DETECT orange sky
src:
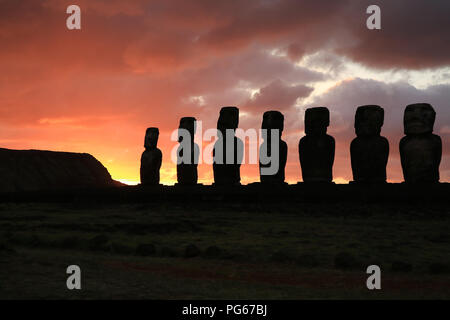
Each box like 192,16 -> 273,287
0,0 -> 449,185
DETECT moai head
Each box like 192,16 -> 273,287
262,111 -> 284,134
178,117 -> 196,143
217,106 -> 239,132
404,103 -> 436,135
355,105 -> 384,136
304,107 -> 329,135
144,127 -> 159,149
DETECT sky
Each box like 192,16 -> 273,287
0,0 -> 449,185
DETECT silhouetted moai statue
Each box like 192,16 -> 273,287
177,117 -> 199,185
259,111 -> 288,184
299,107 -> 335,182
140,127 -> 162,185
213,106 -> 243,185
400,103 -> 442,183
350,105 -> 389,183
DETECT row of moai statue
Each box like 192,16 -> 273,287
140,103 -> 442,186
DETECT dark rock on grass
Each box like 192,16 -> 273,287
136,243 -> 156,256
88,234 -> 109,251
29,235 -> 42,247
429,263 -> 450,274
16,234 -> 42,248
184,244 -> 201,258
60,236 -> 80,249
270,250 -> 293,263
223,252 -> 243,261
203,246 -> 222,259
11,234 -> 41,247
3,231 -> 13,239
111,242 -> 134,255
0,243 -> 16,255
391,261 -> 413,273
118,222 -> 201,235
425,233 -> 450,244
296,254 -> 319,268
334,252 -> 359,270
160,246 -> 177,257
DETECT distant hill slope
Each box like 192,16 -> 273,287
0,148 -> 120,192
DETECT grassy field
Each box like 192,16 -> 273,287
0,201 -> 449,299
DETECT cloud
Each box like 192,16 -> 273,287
243,79 -> 313,112
339,0 -> 450,69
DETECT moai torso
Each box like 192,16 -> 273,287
177,145 -> 199,185
213,136 -> 243,185
400,135 -> 441,182
350,105 -> 389,182
176,117 -> 199,185
213,106 -> 243,185
259,111 -> 288,184
140,128 -> 162,185
400,103 -> 442,183
299,107 -> 335,182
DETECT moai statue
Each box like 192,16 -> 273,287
298,107 -> 335,182
140,127 -> 162,185
176,117 -> 199,185
400,103 -> 442,183
350,105 -> 389,183
259,111 -> 288,184
213,106 -> 243,185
